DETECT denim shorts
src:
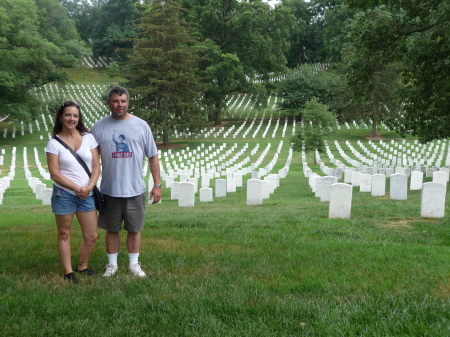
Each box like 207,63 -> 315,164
51,186 -> 96,215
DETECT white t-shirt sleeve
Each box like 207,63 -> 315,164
85,133 -> 99,150
45,138 -> 60,155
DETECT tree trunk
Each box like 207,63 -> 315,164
371,119 -> 377,137
162,131 -> 170,146
371,89 -> 379,137
214,109 -> 222,126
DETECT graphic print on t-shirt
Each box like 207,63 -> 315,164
111,130 -> 132,158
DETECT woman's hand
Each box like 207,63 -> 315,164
75,185 -> 90,199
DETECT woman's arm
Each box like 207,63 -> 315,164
46,152 -> 82,193
76,146 -> 101,198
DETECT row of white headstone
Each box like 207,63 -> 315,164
329,139 -> 449,169
159,141 -> 286,181
0,148 -> 15,205
25,87 -> 289,141
155,145 -> 293,207
8,82 -> 386,143
0,146 -> 52,205
324,180 -> 446,219
302,147 -> 448,218
160,166 -> 291,207
310,139 -> 450,184
81,55 -> 112,68
0,140 -> 291,206
23,147 -> 53,205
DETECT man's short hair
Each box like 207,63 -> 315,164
108,86 -> 129,100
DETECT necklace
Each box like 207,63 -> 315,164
60,134 -> 76,142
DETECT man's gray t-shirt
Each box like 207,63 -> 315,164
91,115 -> 157,198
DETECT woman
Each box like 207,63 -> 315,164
46,101 -> 100,284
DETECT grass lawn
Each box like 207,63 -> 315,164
1,147 -> 449,336
0,74 -> 449,336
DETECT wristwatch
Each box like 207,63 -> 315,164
154,184 -> 162,188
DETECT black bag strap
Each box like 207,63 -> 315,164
54,136 -> 91,178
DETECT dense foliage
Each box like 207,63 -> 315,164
343,0 -> 450,142
123,0 -> 206,145
291,97 -> 336,165
0,0 -> 87,121
1,0 -> 449,143
278,66 -> 346,118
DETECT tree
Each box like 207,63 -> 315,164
282,0 -> 311,67
36,0 -> 90,67
343,0 -> 450,142
0,0 -> 85,122
90,0 -> 139,59
180,0 -> 294,124
197,39 -> 247,125
123,0 -> 206,146
291,97 -> 336,165
105,61 -> 120,77
322,3 -> 355,63
282,0 -> 345,66
342,7 -> 402,137
61,0 -> 102,43
278,65 -> 346,119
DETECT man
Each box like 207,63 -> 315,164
91,86 -> 162,277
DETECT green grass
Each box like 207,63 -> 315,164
62,65 -> 127,86
1,156 -> 449,335
0,75 -> 449,335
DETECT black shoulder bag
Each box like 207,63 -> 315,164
54,136 -> 106,213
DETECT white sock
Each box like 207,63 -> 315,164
107,253 -> 118,266
129,253 -> 139,266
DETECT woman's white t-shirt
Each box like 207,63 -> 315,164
45,133 -> 98,195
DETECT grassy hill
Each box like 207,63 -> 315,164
0,68 -> 449,336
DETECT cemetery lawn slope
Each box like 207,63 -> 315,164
0,167 -> 449,336
0,70 -> 449,335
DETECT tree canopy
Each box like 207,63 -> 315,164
123,0 -> 206,145
0,0 -> 86,121
2,0 -> 450,143
342,7 -> 403,137
343,0 -> 450,142
291,97 -> 336,165
278,65 -> 345,119
179,0 -> 295,124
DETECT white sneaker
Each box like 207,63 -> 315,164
103,264 -> 118,277
129,262 -> 146,277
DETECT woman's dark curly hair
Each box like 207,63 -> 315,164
52,101 -> 89,137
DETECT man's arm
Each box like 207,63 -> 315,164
148,155 -> 162,204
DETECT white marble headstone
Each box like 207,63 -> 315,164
360,174 -> 372,193
421,182 -> 446,218
319,176 -> 338,202
371,174 -> 386,197
178,182 -> 195,207
390,173 -> 408,200
42,188 -> 53,205
247,179 -> 263,205
226,178 -> 236,193
170,182 -> 180,200
432,171 -> 447,191
344,169 -> 353,183
410,171 -> 423,190
351,171 -> 361,187
215,179 -> 227,197
329,183 -> 352,219
201,174 -> 210,188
